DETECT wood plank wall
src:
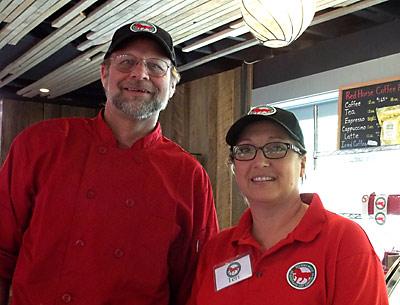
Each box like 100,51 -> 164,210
160,65 -> 253,228
0,99 -> 98,163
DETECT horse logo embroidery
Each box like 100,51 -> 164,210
226,262 -> 241,278
248,105 -> 277,116
286,262 -> 317,290
130,21 -> 157,34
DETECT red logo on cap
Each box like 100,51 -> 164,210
130,21 -> 157,33
249,105 -> 276,116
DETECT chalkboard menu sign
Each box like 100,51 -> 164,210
338,77 -> 400,150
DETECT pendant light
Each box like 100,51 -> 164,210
240,0 -> 316,48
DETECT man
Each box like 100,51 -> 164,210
0,21 -> 219,305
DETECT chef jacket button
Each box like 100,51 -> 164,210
125,199 -> 135,208
98,146 -> 108,154
86,189 -> 96,199
74,239 -> 85,247
61,293 -> 72,303
114,248 -> 124,258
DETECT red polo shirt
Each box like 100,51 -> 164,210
0,112 -> 219,305
188,193 -> 388,305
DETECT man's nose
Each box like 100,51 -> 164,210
128,61 -> 150,79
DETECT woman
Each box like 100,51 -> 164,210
187,105 -> 388,305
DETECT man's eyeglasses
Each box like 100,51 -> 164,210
109,54 -> 170,77
232,142 -> 303,161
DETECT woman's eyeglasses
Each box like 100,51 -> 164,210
232,142 -> 302,161
109,54 -> 170,77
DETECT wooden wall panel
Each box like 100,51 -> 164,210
1,99 -> 43,164
161,87 -> 189,150
43,103 -> 98,119
232,64 -> 253,225
212,70 -> 237,227
188,77 -> 211,167
160,65 -> 252,228
61,105 -> 97,118
0,98 -> 98,164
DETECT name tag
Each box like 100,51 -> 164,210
214,254 -> 252,291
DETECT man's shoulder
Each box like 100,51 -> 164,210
30,116 -> 92,129
19,116 -> 94,138
158,136 -> 204,166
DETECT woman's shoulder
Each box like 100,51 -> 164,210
306,194 -> 376,254
325,209 -> 365,232
324,210 -> 376,254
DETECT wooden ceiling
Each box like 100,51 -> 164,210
0,0 -> 398,107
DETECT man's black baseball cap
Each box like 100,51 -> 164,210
226,105 -> 306,152
104,21 -> 176,65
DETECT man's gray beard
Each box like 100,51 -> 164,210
110,91 -> 168,120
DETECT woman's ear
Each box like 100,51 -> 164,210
230,162 -> 236,176
300,155 -> 306,178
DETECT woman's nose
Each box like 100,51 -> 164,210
253,148 -> 270,167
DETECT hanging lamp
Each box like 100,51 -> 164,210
240,0 -> 316,48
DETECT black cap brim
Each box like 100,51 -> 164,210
104,22 -> 176,65
226,114 -> 305,152
104,32 -> 176,65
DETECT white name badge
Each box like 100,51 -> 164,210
214,254 -> 252,291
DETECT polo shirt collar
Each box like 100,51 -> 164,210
231,193 -> 327,248
231,209 -> 258,248
292,193 -> 327,242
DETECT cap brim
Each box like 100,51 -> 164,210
104,32 -> 175,65
226,114 -> 305,151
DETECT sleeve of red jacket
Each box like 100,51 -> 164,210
0,134 -> 35,281
168,164 -> 219,305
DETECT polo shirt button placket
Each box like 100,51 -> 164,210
61,293 -> 72,303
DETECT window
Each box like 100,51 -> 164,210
276,93 -> 400,261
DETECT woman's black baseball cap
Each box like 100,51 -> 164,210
226,105 -> 306,152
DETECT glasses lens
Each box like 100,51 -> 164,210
263,142 -> 288,159
114,55 -> 137,73
234,144 -> 256,160
146,58 -> 169,76
112,55 -> 169,76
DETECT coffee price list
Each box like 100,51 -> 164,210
338,77 -> 400,150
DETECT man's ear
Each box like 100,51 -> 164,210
169,81 -> 176,99
100,64 -> 108,89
